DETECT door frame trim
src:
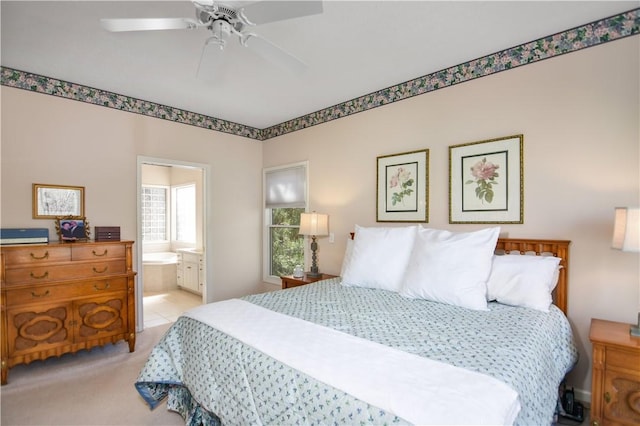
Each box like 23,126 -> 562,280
136,156 -> 211,332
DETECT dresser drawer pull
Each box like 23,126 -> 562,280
92,249 -> 108,257
30,251 -> 49,260
30,271 -> 49,279
93,266 -> 108,274
604,391 -> 611,404
31,290 -> 50,298
94,282 -> 111,291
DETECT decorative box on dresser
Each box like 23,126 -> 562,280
0,240 -> 137,385
589,318 -> 640,425
280,273 -> 338,289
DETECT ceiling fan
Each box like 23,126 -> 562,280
100,1 -> 323,77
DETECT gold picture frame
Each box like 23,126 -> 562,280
55,216 -> 90,241
33,183 -> 85,219
449,134 -> 523,224
376,149 -> 429,222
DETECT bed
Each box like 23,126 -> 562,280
136,228 -> 578,426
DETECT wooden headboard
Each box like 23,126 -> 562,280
349,233 -> 571,315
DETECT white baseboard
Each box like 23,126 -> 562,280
574,388 -> 591,407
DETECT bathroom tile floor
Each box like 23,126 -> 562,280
143,289 -> 203,328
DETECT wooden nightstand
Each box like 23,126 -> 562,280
280,273 -> 338,289
589,318 -> 640,425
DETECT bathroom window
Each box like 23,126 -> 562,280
143,183 -> 196,244
172,183 -> 196,243
141,185 -> 168,241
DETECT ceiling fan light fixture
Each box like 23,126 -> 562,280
204,35 -> 226,51
210,19 -> 232,40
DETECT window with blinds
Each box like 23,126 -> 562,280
263,162 -> 308,281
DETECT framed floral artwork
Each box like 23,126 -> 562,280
376,149 -> 429,222
449,135 -> 523,224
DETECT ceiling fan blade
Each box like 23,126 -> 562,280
239,1 -> 323,26
243,34 -> 307,75
197,37 -> 226,81
100,18 -> 200,32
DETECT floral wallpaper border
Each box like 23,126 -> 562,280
0,68 -> 263,140
2,8 -> 638,142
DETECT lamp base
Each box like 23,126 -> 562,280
631,312 -> 640,337
307,237 -> 322,278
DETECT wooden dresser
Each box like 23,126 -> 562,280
0,240 -> 136,384
590,318 -> 640,425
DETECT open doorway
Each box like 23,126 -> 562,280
136,156 -> 210,331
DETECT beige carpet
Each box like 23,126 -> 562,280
0,323 -> 184,426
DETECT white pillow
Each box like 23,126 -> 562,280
339,238 -> 354,278
486,254 -> 561,312
399,226 -> 501,310
342,225 -> 417,292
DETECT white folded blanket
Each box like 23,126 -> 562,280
185,299 -> 520,425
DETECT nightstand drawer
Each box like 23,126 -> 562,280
280,273 -> 338,289
607,347 -> 640,372
590,318 -> 640,426
281,277 -> 307,289
603,371 -> 640,424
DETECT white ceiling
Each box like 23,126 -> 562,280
2,1 -> 637,129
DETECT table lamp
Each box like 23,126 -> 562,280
612,207 -> 640,336
299,212 -> 329,278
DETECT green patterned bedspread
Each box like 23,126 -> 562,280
136,278 -> 577,425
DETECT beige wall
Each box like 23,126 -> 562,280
1,35 -> 638,398
1,88 -> 264,303
263,36 -> 640,396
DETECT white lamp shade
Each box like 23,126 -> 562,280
612,207 -> 640,252
299,212 -> 329,236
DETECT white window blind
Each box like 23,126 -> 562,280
265,166 -> 306,209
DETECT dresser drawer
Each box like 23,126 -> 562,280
4,260 -> 126,285
71,244 -> 125,261
5,277 -> 128,305
607,347 -> 640,372
1,245 -> 70,265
